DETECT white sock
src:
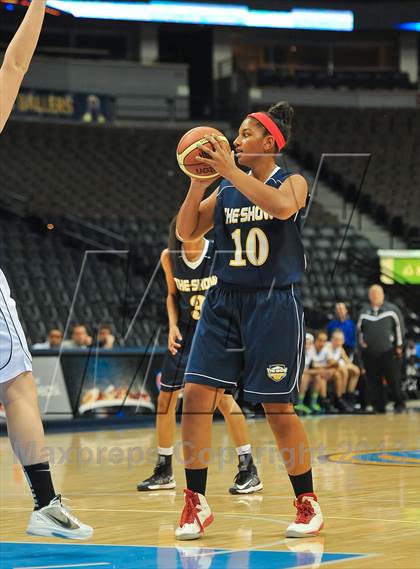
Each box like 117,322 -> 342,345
236,444 -> 252,456
158,446 -> 174,456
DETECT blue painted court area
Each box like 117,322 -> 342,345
326,449 -> 420,466
1,542 -> 366,569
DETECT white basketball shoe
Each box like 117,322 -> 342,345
286,493 -> 324,538
175,489 -> 214,540
26,495 -> 94,540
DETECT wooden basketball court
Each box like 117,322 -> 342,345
1,411 -> 419,568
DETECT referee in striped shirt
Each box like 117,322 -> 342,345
357,285 -> 406,413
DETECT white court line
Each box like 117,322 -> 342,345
4,492 -> 420,504
0,507 -> 286,526
14,564 -> 110,569
1,506 -> 419,525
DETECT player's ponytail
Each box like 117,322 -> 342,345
167,215 -> 182,271
267,101 -> 294,147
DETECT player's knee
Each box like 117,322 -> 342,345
0,371 -> 35,405
217,394 -> 233,416
157,390 -> 177,413
263,403 -> 295,426
183,383 -> 221,413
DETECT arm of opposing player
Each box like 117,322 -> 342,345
176,182 -> 218,242
0,0 -> 46,133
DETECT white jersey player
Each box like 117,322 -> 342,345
0,1 -> 92,539
0,270 -> 33,381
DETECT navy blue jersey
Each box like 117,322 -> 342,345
172,239 -> 217,326
213,166 -> 307,288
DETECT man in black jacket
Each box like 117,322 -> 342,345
357,285 -> 406,413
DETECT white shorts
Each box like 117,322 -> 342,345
0,269 -> 32,384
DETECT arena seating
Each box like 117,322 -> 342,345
1,119 -> 418,346
0,213 -> 167,347
255,69 -> 415,90
291,106 -> 420,245
3,209 -> 417,346
0,121 -> 186,218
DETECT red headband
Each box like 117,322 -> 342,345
248,112 -> 286,151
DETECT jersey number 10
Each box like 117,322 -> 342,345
229,228 -> 269,267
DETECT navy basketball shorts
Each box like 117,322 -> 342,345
184,284 -> 305,404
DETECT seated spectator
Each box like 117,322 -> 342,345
96,324 -> 116,349
62,325 -> 92,349
328,329 -> 360,406
295,333 -> 323,416
327,302 -> 356,356
310,331 -> 353,414
32,328 -> 63,350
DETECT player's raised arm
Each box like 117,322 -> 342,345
176,178 -> 218,242
0,0 -> 46,133
198,133 -> 308,220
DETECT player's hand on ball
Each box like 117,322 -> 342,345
168,325 -> 182,355
189,177 -> 216,192
197,134 -> 237,179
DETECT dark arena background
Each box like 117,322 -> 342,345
0,1 -> 419,567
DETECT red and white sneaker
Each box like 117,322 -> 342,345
286,493 -> 324,538
175,489 -> 214,541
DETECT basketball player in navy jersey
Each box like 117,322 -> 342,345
0,2 -> 93,538
175,102 -> 324,539
137,218 -> 262,494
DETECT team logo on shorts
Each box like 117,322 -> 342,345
267,364 -> 287,382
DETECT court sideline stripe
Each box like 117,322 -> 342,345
14,563 -> 110,569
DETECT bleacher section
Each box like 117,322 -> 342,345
255,69 -> 415,91
1,119 -> 418,346
0,214 -> 167,347
291,107 -> 420,245
0,121 -> 186,218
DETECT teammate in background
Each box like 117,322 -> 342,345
328,329 -> 360,407
137,218 -> 262,495
295,333 -> 323,415
310,331 -> 353,414
0,2 -> 93,538
175,102 -> 324,540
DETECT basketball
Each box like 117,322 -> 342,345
2,0 -> 419,565
176,126 -> 230,180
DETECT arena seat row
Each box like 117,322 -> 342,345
0,121 -> 187,218
2,116 -> 416,241
1,210 -> 419,346
291,107 -> 420,244
255,69 -> 415,90
1,119 -> 418,345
